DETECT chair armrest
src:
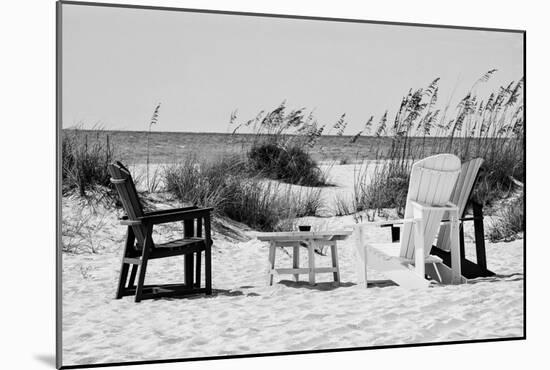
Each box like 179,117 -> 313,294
350,218 -> 417,229
144,206 -> 198,216
410,200 -> 458,212
380,222 -> 404,228
440,216 -> 483,224
140,207 -> 213,225
120,218 -> 142,226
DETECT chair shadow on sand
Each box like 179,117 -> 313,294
466,273 -> 524,284
277,279 -> 399,290
277,273 -> 524,290
137,273 -> 523,301
159,288 -> 261,300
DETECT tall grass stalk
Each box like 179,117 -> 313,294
146,103 -> 161,192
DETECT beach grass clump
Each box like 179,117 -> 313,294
333,193 -> 354,216
472,138 -> 524,204
164,155 -> 322,231
359,162 -> 409,216
291,187 -> 324,217
62,129 -> 115,196
222,180 -> 293,231
346,160 -> 409,217
163,155 -> 246,211
248,143 -> 326,186
230,101 -> 330,186
228,184 -> 323,231
487,194 -> 524,242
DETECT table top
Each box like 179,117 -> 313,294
255,230 -> 353,242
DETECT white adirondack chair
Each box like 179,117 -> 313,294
385,157 -> 492,278
354,154 -> 466,289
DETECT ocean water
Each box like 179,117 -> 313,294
61,129 -> 497,164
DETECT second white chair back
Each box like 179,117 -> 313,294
399,154 -> 461,260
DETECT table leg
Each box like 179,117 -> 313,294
330,242 -> 340,283
293,245 -> 300,282
307,240 -> 316,285
267,242 -> 276,286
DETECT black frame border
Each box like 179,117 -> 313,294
56,1 -> 527,369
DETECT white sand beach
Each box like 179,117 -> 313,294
61,164 -> 524,366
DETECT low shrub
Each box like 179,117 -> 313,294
248,143 -> 326,186
231,101 -> 331,186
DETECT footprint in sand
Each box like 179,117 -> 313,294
294,336 -> 325,349
162,337 -> 184,345
78,332 -> 95,340
77,356 -> 99,365
189,336 -> 209,346
302,313 -> 326,320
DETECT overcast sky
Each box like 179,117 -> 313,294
62,4 -> 523,134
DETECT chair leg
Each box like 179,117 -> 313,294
412,208 -> 426,279
195,250 -> 202,288
391,226 -> 400,242
459,223 -> 465,261
473,201 -> 488,271
205,248 -> 212,295
204,217 -> 213,295
128,264 -> 138,289
116,227 -> 135,299
449,212 -> 462,284
185,253 -> 194,288
183,219 -> 196,288
135,228 -> 152,303
135,260 -> 148,303
116,263 -> 130,299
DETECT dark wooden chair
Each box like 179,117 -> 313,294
383,158 -> 495,279
108,161 -> 213,302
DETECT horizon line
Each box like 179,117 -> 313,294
61,127 -> 518,139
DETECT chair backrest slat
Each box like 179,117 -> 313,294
400,154 -> 461,260
436,158 -> 484,252
108,162 -> 147,243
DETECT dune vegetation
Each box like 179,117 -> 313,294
61,70 -> 523,239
